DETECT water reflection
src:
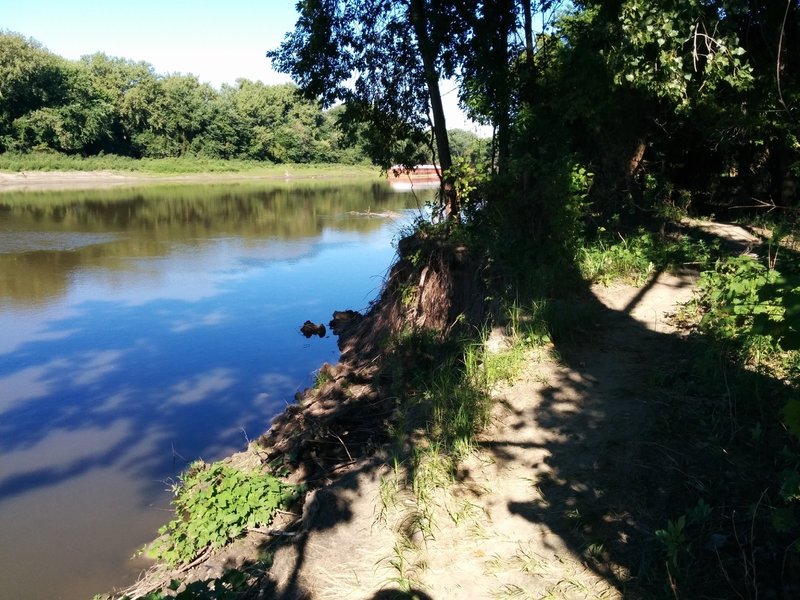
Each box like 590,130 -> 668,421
0,181 -> 415,306
0,181 -> 423,600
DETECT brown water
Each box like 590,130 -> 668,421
0,181 -> 423,599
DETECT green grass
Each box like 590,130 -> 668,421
579,228 -> 722,285
0,151 -> 380,178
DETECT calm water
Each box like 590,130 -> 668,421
0,181 -> 423,600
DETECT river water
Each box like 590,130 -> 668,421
0,180 -> 423,600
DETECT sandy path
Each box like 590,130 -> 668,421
263,273 -> 698,598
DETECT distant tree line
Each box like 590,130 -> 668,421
0,31 -> 488,165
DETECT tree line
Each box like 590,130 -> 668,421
0,31 -> 364,162
271,0 -> 798,223
0,31 -> 487,166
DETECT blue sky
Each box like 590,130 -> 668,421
2,0 -> 479,130
1,0 -> 297,87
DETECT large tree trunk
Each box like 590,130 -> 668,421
494,0 -> 513,174
409,0 -> 458,220
522,0 -> 535,68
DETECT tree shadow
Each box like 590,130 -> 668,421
479,227 -> 800,597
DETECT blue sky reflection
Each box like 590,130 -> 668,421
0,185 -> 418,598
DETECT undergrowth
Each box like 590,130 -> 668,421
580,227 -> 722,285
146,461 -> 302,568
645,231 -> 800,597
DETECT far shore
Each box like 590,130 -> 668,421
0,167 -> 381,194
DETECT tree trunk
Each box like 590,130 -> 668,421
522,0 -> 535,71
409,0 -> 458,219
495,0 -> 513,174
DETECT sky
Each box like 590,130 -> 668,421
1,0 -> 480,131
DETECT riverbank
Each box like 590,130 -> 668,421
0,166 -> 381,194
104,219 -> 800,599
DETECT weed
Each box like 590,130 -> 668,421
448,499 -> 483,526
399,282 -> 418,308
381,537 -> 428,593
313,366 -> 334,388
655,515 -> 687,569
146,461 -> 301,567
580,228 -> 722,285
493,584 -> 536,599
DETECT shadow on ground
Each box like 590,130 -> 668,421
138,222 -> 799,599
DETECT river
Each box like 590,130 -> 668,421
0,180 -> 424,600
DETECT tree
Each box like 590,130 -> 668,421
120,74 -> 215,157
0,32 -> 71,151
0,33 -> 115,154
269,0 -> 461,218
81,52 -> 158,155
10,63 -> 114,154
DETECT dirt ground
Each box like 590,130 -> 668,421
113,221 -> 761,600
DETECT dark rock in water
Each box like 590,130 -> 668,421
329,310 -> 363,335
300,320 -> 326,338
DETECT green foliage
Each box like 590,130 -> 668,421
445,156 -> 490,218
655,515 -> 687,569
580,228 -> 721,285
695,255 -> 800,361
268,0 -> 446,170
654,498 -> 715,581
0,32 -> 374,163
147,462 -> 301,567
580,229 -> 655,285
615,0 -> 753,108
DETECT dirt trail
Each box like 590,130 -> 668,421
262,221 -> 762,599
264,278 -> 694,598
